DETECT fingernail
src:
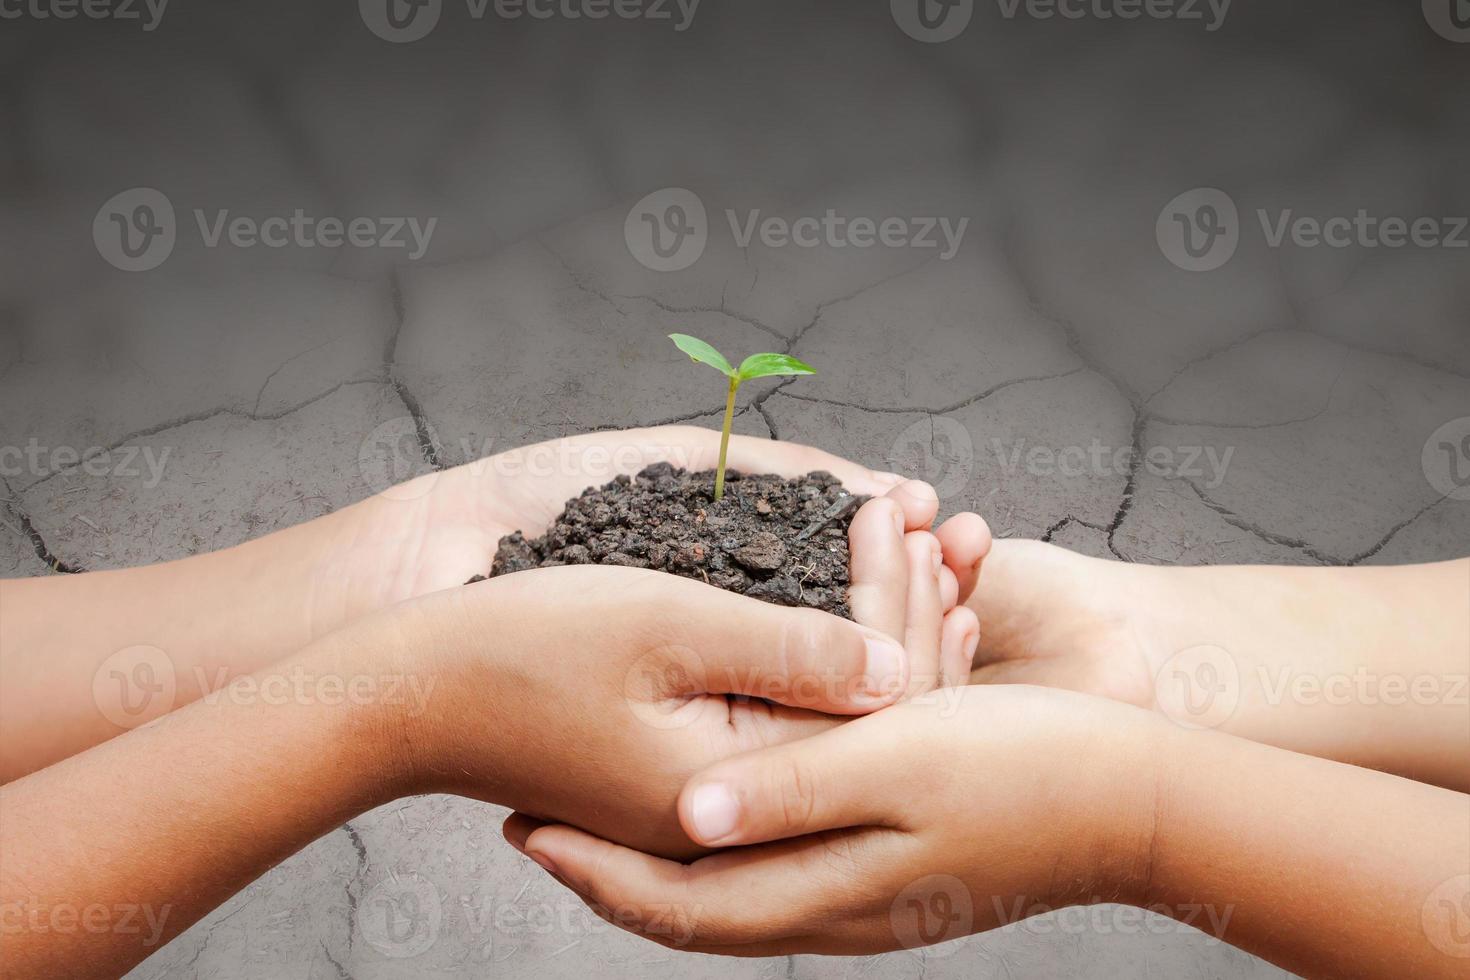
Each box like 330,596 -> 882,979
930,541 -> 943,575
890,507 -> 905,536
876,470 -> 905,486
857,634 -> 907,704
964,631 -> 980,662
528,850 -> 560,878
689,783 -> 742,844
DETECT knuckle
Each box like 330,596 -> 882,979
773,754 -> 820,834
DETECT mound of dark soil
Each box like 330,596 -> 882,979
483,463 -> 868,619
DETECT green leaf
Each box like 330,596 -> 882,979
669,334 -> 735,377
736,352 -> 817,381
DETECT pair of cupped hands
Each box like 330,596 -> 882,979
337,426 -> 1154,956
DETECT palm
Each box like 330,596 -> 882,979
970,539 -> 1158,707
327,426 -> 900,623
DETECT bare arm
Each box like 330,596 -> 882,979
513,685 -> 1470,979
970,546 -> 1470,789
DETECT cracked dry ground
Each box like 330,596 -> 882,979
4,202 -> 1466,980
3,6 -> 1468,979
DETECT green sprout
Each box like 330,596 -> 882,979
669,333 -> 815,501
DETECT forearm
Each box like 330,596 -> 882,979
1143,726 -> 1470,979
1145,558 -> 1470,788
0,496 -> 403,781
0,634 -> 408,979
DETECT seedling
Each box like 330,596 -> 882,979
669,333 -> 815,500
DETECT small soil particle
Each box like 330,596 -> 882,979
484,463 -> 868,619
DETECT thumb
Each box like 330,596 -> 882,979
666,587 -> 911,715
677,710 -> 914,847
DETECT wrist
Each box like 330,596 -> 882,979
1069,700 -> 1175,912
305,600 -> 450,804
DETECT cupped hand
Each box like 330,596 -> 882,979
303,425 -> 986,634
965,538 -> 1162,707
383,563 -> 907,861
509,682 -> 1165,955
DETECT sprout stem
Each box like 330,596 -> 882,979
714,375 -> 740,501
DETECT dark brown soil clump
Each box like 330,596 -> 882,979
484,463 -> 868,619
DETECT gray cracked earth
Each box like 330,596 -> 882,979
2,1 -> 1467,978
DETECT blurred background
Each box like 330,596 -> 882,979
2,1 -> 1466,976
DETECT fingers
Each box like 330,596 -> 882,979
671,588 -> 909,714
935,512 -> 992,604
502,812 -> 548,853
939,565 -> 959,611
939,606 -> 981,688
846,497 -> 909,641
522,822 -> 886,953
720,432 -> 903,498
678,713 -> 909,847
903,531 -> 944,694
885,479 -> 939,532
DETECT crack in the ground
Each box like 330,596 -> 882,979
2,478 -> 80,573
1178,479 -> 1336,564
751,378 -> 794,440
341,821 -> 368,952
1142,325 -> 1293,405
20,380 -> 379,493
1344,494 -> 1453,565
1148,370 -> 1343,431
1102,411 -> 1149,562
321,940 -> 355,980
384,267 -> 445,471
1040,515 -> 1109,543
784,256 -> 937,354
252,337 -> 338,417
777,367 -> 1083,416
614,292 -> 789,345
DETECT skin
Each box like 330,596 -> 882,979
513,540 -> 1470,976
967,540 -> 1470,791
0,429 -> 991,978
0,425 -> 988,783
514,619 -> 1470,980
